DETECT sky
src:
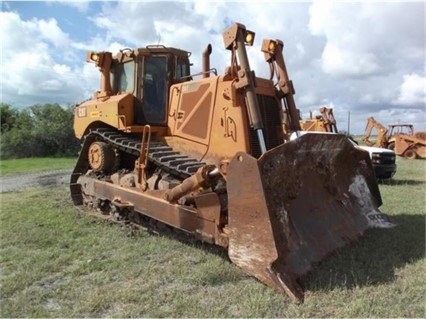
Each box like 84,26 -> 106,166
1,0 -> 425,135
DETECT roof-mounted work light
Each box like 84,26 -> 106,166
86,51 -> 106,67
223,23 -> 256,50
261,39 -> 284,62
244,30 -> 255,46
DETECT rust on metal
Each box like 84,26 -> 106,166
70,22 -> 395,304
227,133 -> 387,303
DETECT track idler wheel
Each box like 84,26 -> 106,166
88,141 -> 116,172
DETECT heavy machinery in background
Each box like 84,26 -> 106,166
362,117 -> 389,148
363,117 -> 426,159
299,107 -> 338,133
388,123 -> 414,140
293,110 -> 397,180
392,132 -> 426,159
71,23 -> 394,303
282,106 -> 337,136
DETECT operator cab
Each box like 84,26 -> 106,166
109,46 -> 191,126
388,124 -> 414,137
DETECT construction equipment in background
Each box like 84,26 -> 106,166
362,117 -> 389,148
70,23 -> 394,304
363,117 -> 426,159
296,112 -> 397,180
392,132 -> 426,159
385,123 -> 413,150
388,123 -> 414,139
282,106 -> 338,137
299,107 -> 338,133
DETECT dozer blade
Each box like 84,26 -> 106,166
226,133 -> 394,304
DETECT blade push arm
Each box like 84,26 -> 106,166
261,39 -> 302,133
223,23 -> 267,154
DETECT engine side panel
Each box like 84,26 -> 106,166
74,93 -> 135,139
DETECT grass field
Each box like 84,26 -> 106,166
0,157 -> 76,175
0,158 -> 425,317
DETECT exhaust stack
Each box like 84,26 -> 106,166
202,44 -> 212,78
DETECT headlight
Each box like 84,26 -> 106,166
261,39 -> 277,54
85,51 -> 103,65
244,30 -> 255,46
371,153 -> 381,164
90,53 -> 99,62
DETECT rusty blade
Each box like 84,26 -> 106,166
227,133 -> 391,303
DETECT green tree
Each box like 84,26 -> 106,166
0,103 -> 19,133
1,104 -> 80,159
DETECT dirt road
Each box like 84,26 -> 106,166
0,169 -> 72,193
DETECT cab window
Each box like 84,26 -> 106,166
175,58 -> 190,80
110,60 -> 135,93
143,56 -> 168,123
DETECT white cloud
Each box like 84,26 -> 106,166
393,73 -> 426,106
0,11 -> 94,107
51,0 -> 91,13
1,1 -> 424,135
321,43 -> 380,77
309,1 -> 334,36
53,64 -> 71,74
309,1 -> 425,78
37,18 -> 70,48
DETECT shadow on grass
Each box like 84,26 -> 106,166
108,207 -> 425,290
183,213 -> 426,290
301,213 -> 425,292
380,178 -> 425,186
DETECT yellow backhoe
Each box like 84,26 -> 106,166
363,117 -> 425,159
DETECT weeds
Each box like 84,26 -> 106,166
0,158 -> 425,317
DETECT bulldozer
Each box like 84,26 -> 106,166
299,107 -> 338,133
70,23 -> 394,303
282,106 -> 337,137
363,117 -> 426,159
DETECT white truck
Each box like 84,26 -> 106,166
291,132 -> 397,181
355,144 -> 397,180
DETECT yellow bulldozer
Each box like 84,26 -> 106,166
299,107 -> 338,133
70,23 -> 394,303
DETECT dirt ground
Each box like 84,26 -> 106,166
0,170 -> 72,193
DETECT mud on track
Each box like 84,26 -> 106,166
0,170 -> 72,193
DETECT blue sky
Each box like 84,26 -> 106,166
1,1 -> 425,134
20,3 -> 97,49
3,1 -> 103,66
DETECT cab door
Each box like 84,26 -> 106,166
135,55 -> 169,125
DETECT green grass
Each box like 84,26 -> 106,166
0,158 -> 425,317
0,157 -> 76,175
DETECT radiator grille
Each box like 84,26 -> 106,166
378,152 -> 396,164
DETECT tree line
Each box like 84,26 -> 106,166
1,103 -> 80,159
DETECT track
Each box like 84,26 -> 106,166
70,127 -> 206,204
68,127 -> 220,243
